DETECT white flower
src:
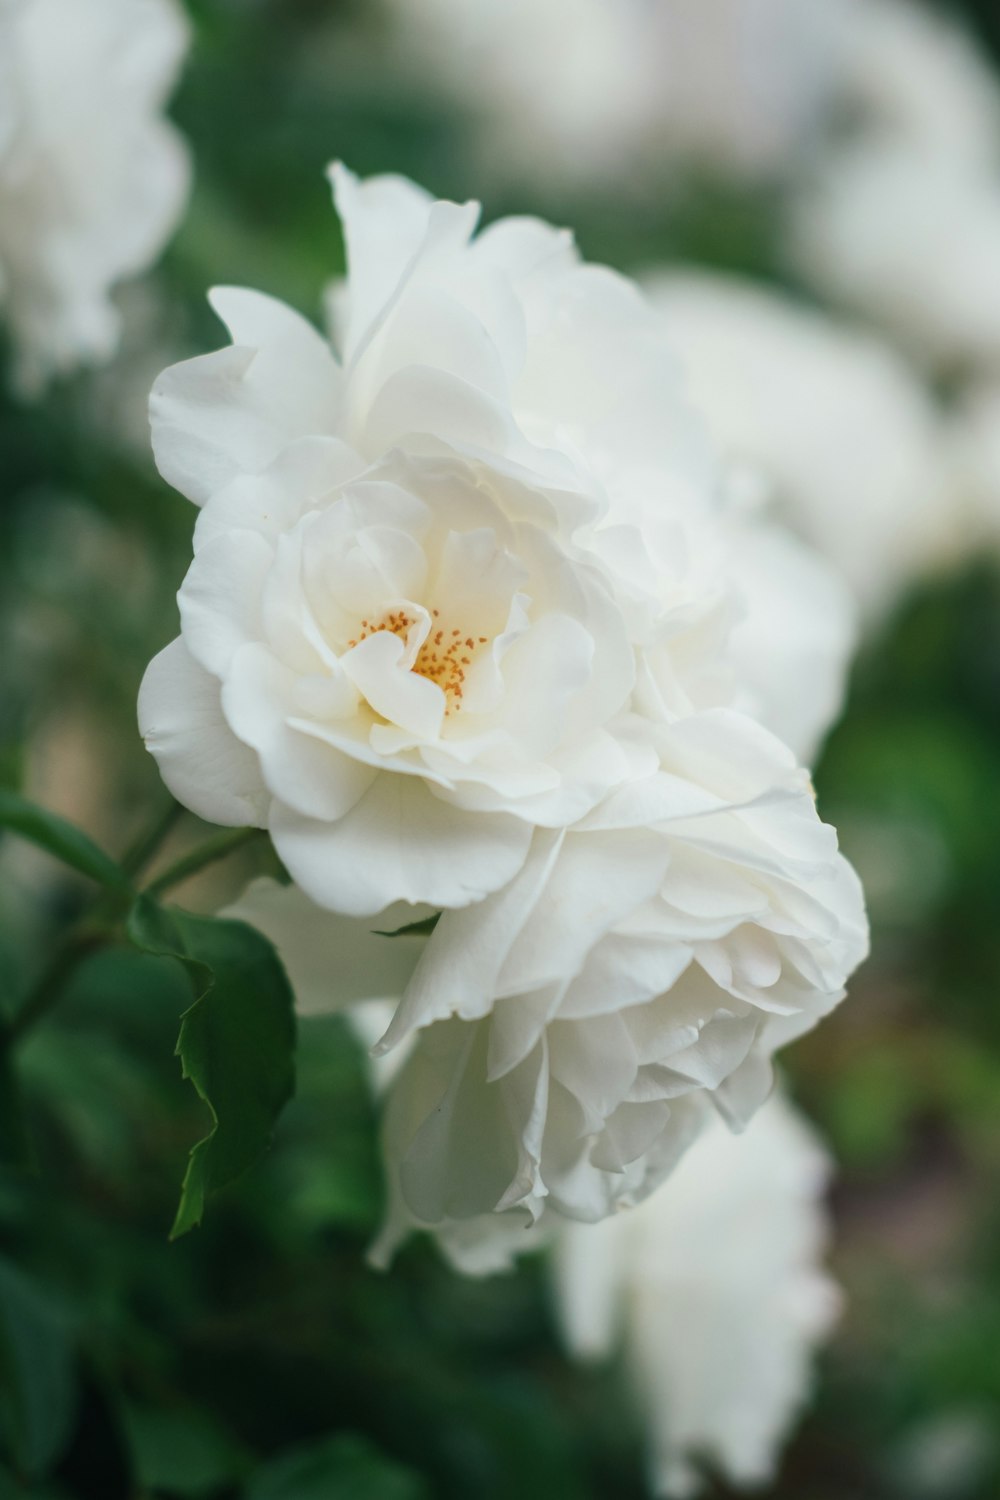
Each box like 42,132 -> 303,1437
140,165 -> 852,916
790,145 -> 1000,374
639,0 -> 853,183
782,0 -> 1000,374
0,0 -> 190,393
645,270 -> 950,622
837,0 -> 1000,171
553,1091 -> 842,1497
369,712 -> 865,1256
384,0 -> 656,186
223,711 -> 865,1261
382,0 -> 855,188
382,0 -> 1000,209
143,166 -> 866,1242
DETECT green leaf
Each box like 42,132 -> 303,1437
127,897 -> 296,1237
246,1435 -> 428,1500
0,790 -> 130,893
0,1259 -> 76,1479
373,914 -> 440,939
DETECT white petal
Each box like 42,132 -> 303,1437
222,643 -> 375,822
341,631 -> 445,740
271,773 -> 533,917
178,529 -> 273,678
192,437 -> 364,552
328,163 -> 436,359
380,830 -> 565,1048
150,288 -> 342,504
727,522 -> 855,765
137,638 -> 267,827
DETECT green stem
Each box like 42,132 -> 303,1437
120,798 -> 184,880
5,820 -> 265,1048
143,826 -> 267,900
6,800 -> 190,1046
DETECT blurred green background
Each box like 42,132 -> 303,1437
2,2 -> 1000,1496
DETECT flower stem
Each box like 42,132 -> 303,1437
143,826 -> 267,900
5,801 -> 189,1047
119,798 -> 185,880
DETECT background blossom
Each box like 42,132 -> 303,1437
553,1092 -> 842,1497
647,270 -> 953,622
0,0 -> 190,392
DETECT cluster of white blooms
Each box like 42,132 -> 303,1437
553,1091 -> 841,1498
0,0 -> 190,393
141,167 -> 868,1257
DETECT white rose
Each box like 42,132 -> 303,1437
645,270 -> 950,624
0,0 -> 190,393
553,1091 -> 841,1497
224,708 -> 866,1257
141,165 -> 847,916
370,711 -> 865,1256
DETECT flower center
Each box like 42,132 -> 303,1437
349,608 -> 489,716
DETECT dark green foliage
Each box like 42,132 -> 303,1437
0,1258 -> 76,1481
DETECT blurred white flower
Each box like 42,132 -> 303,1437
640,0 -> 852,183
553,1091 -> 842,1497
724,516 -> 854,763
646,270 -> 952,620
0,0 -> 190,393
790,145 -> 1000,374
385,0 -> 655,185
642,0 -> 998,185
837,0 -> 1000,170
788,1 -> 1000,373
140,166 -> 855,914
383,0 -> 853,188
